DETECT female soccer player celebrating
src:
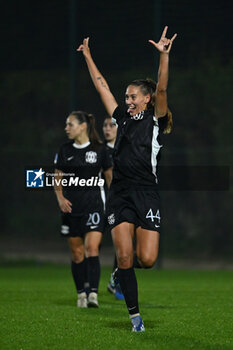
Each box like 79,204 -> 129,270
78,26 -> 177,331
54,111 -> 112,308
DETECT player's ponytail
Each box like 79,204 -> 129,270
69,111 -> 102,146
86,113 -> 102,146
163,108 -> 172,134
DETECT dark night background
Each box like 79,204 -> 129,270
0,0 -> 232,264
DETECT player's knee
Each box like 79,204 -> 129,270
71,249 -> 84,264
85,244 -> 99,257
139,254 -> 157,268
117,253 -> 132,268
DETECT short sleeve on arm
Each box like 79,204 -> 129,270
54,147 -> 66,171
112,106 -> 126,125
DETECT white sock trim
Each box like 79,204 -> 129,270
129,313 -> 140,319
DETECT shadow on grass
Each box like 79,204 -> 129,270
53,295 -> 175,314
103,320 -> 131,330
142,303 -> 175,309
101,294 -> 174,310
54,297 -> 125,308
100,300 -> 125,307
54,298 -> 75,307
54,298 -> 124,312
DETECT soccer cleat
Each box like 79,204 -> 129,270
131,315 -> 145,332
77,292 -> 87,308
107,281 -> 116,295
115,284 -> 124,300
107,269 -> 118,294
87,292 -> 99,308
112,268 -> 119,288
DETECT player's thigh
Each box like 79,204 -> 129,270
112,222 -> 135,260
136,227 -> 160,265
84,231 -> 102,257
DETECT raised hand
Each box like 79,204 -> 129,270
77,37 -> 91,58
149,26 -> 177,53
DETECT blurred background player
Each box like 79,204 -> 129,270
103,115 -> 116,152
78,26 -> 176,331
102,116 -> 124,300
54,111 -> 112,308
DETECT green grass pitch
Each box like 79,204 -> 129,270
0,264 -> 232,350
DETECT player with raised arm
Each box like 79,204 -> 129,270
78,27 -> 176,331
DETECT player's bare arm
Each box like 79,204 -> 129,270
149,26 -> 177,118
77,38 -> 118,117
54,169 -> 72,213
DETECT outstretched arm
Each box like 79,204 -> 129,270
77,38 -> 118,117
149,26 -> 177,118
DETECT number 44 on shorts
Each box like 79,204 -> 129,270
146,208 -> 161,228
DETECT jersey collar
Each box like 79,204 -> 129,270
106,142 -> 114,149
72,141 -> 91,149
128,108 -> 153,120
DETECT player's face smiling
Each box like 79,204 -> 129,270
125,85 -> 150,116
65,116 -> 83,139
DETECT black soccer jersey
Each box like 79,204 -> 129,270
54,141 -> 112,214
112,106 -> 168,187
103,142 -> 114,195
105,142 -> 114,164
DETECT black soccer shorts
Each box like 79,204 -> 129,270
61,209 -> 105,238
106,186 -> 161,232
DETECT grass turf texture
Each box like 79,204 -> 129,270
0,265 -> 232,350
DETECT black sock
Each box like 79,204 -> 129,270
87,256 -> 100,293
112,255 -> 118,271
71,260 -> 86,294
118,267 -> 139,315
133,252 -> 142,269
84,257 -> 89,290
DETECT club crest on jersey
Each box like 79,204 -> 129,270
108,213 -> 115,225
131,110 -> 144,120
85,151 -> 97,164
